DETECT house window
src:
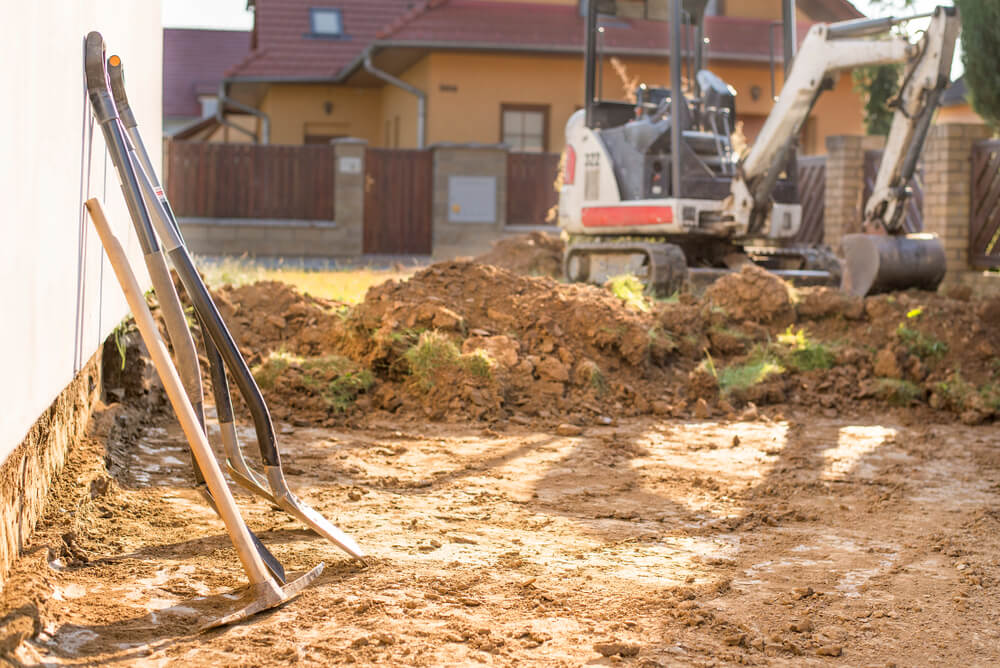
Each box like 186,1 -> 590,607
501,104 -> 548,152
309,8 -> 344,37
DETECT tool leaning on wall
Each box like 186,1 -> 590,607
83,30 -> 364,628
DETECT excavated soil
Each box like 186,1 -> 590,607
2,400 -> 999,665
210,262 -> 1000,428
472,231 -> 565,278
2,266 -> 1000,665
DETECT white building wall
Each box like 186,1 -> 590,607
0,1 -> 162,457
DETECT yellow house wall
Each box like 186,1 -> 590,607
244,49 -> 866,155
258,84 -> 382,145
378,57 -> 431,148
421,51 -> 863,155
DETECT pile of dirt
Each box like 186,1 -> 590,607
209,263 -> 1000,426
472,231 -> 564,278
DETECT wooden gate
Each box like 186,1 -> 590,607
970,139 -> 1000,268
166,141 -> 335,220
862,149 -> 924,233
363,149 -> 433,255
795,155 -> 826,244
507,152 -> 561,225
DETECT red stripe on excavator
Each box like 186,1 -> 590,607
581,205 -> 674,227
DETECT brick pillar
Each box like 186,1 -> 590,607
823,135 -> 885,251
922,124 -> 993,284
431,144 -> 508,259
332,138 -> 367,256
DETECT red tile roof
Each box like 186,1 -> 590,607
374,1 -> 812,62
226,0 -> 415,80
226,0 -> 864,83
164,28 -> 251,117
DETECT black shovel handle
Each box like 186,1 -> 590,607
103,49 -> 282,470
84,32 -> 158,255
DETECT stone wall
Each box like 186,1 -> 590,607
823,134 -> 885,252
922,123 -> 995,285
431,145 -> 509,259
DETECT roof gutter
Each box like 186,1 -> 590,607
216,81 -> 271,144
363,51 -> 425,148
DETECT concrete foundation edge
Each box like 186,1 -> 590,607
0,351 -> 102,588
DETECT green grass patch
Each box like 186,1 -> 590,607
253,350 -> 373,411
711,347 -> 785,395
896,323 -> 948,358
404,330 -> 494,391
876,378 -> 923,406
776,326 -> 836,371
605,274 -> 650,312
111,317 -> 137,371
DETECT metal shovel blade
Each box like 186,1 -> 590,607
200,562 -> 324,632
196,486 -> 286,584
266,467 -> 367,563
840,233 -> 946,297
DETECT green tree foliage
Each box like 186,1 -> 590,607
853,64 -> 903,135
956,0 -> 1000,128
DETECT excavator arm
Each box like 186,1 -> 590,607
729,7 -> 960,237
863,7 -> 960,233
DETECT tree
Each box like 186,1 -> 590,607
853,64 -> 902,136
956,0 -> 1000,128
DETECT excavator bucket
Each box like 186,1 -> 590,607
840,233 -> 946,297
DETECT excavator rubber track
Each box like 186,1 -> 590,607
564,241 -> 688,297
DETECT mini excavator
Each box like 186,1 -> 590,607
558,0 -> 960,296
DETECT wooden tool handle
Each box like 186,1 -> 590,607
84,198 -> 272,586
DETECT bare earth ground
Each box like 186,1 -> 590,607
6,403 -> 1000,666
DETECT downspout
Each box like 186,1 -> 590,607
216,81 -> 271,144
364,52 -> 426,148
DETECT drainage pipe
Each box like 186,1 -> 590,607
216,81 -> 271,144
364,52 -> 426,148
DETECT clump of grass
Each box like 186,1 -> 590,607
776,326 -> 836,371
712,347 -> 785,395
404,330 -> 494,390
934,371 -> 1000,413
605,273 -> 650,312
253,349 -> 302,390
300,356 -> 374,410
876,378 -> 923,406
111,317 -> 137,371
253,350 -> 373,411
896,323 -> 947,358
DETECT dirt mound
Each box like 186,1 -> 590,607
209,263 -> 1000,426
472,231 -> 564,278
704,264 -> 795,322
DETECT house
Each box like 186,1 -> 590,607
163,28 -> 251,137
213,0 -> 866,155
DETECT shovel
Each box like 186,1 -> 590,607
84,32 -> 287,582
85,198 -> 322,630
102,45 -> 365,562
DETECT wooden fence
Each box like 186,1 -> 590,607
862,149 -> 924,233
970,139 -> 1000,268
507,152 -> 561,225
795,155 -> 826,244
165,141 -> 336,220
